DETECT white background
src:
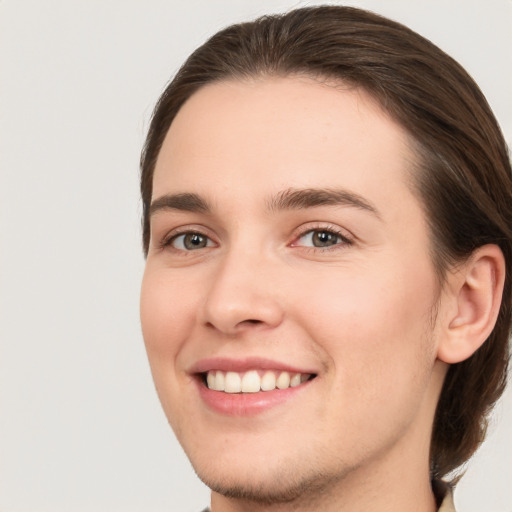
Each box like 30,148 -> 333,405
1,1 -> 511,511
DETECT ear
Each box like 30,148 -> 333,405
437,244 -> 506,364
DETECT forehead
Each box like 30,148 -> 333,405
152,76 -> 419,224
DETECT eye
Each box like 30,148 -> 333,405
293,228 -> 350,249
169,232 -> 214,251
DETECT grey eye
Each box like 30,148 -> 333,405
311,230 -> 340,247
172,232 -> 212,250
297,230 -> 343,248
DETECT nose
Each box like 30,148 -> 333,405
200,248 -> 284,335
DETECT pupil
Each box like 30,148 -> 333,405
185,233 -> 206,249
313,231 -> 337,247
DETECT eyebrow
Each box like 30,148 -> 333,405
149,192 -> 211,216
267,187 -> 381,219
149,187 -> 381,219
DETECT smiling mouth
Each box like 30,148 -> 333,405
202,370 -> 316,393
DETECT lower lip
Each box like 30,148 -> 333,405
195,378 -> 313,416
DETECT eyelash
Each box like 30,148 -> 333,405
160,228 -> 216,252
160,224 -> 353,253
291,224 -> 353,252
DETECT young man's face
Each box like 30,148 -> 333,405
141,77 -> 448,504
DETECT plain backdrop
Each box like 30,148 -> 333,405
1,1 -> 511,511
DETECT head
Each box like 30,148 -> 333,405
140,4 -> 512,496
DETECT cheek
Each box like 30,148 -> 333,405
292,261 -> 438,403
140,267 -> 203,437
140,267 -> 198,367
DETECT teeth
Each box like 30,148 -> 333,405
213,370 -> 225,391
224,372 -> 242,393
205,370 -> 311,393
206,371 -> 216,389
241,370 -> 261,393
290,373 -> 301,387
276,371 -> 290,389
261,371 -> 276,391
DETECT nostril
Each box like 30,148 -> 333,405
237,319 -> 264,328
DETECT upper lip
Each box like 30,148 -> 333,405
189,356 -> 318,375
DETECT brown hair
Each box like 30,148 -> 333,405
140,5 -> 512,481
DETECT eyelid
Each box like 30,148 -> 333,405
155,222 -> 354,253
159,224 -> 218,250
290,223 -> 354,249
171,233 -> 215,251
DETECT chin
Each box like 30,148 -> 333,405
190,450 -> 347,506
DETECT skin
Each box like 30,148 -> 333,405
141,76 -> 458,512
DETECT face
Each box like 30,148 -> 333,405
141,77 -> 447,504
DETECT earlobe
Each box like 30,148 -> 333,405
437,244 -> 506,364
